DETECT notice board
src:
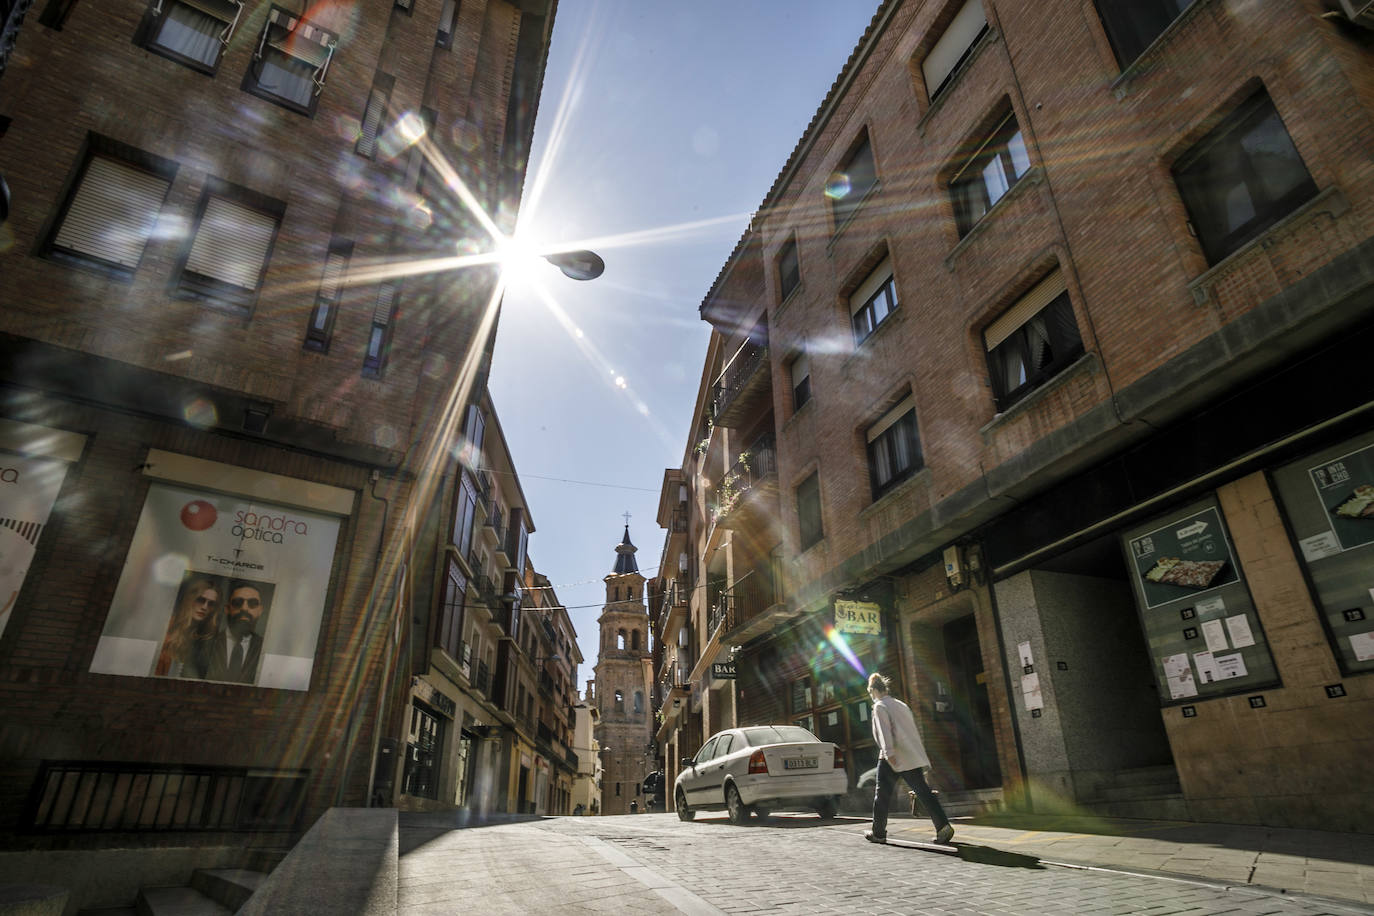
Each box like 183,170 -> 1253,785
1122,495 -> 1278,704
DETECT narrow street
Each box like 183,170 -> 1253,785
397,813 -> 1369,916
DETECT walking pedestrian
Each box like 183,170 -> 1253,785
864,672 -> 954,846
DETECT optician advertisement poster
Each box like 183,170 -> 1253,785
89,482 -> 341,690
0,453 -> 72,639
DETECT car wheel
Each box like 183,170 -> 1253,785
726,784 -> 749,825
752,807 -> 770,821
817,798 -> 838,820
676,789 -> 694,822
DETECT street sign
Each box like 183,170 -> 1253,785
711,662 -> 736,680
834,600 -> 882,635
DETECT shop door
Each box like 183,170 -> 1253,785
942,615 -> 1001,789
517,765 -> 530,813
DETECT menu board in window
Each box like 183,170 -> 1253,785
1122,496 -> 1278,704
1270,430 -> 1374,675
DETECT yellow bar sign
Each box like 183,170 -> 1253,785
834,600 -> 882,636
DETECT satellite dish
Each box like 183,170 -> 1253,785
543,249 -> 605,281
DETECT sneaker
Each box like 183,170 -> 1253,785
934,824 -> 954,845
864,830 -> 887,844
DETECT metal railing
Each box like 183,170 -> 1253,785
710,573 -> 773,639
670,504 -> 687,534
711,433 -> 777,521
474,660 -> 492,695
710,337 -> 767,421
25,761 -> 308,833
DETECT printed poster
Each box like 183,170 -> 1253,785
1307,443 -> 1374,552
1128,506 -> 1240,609
89,482 -> 341,690
0,454 -> 71,638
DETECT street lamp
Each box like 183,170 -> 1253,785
542,249 -> 604,281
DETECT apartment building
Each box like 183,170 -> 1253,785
658,0 -> 1374,829
0,0 -> 557,865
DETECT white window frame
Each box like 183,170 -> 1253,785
849,256 -> 899,344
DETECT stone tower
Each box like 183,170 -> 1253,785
593,525 -> 653,815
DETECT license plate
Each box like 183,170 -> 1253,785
783,757 -> 818,770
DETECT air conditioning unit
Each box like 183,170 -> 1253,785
1338,0 -> 1374,28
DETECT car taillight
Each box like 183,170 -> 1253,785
748,749 -> 768,774
833,745 -> 846,770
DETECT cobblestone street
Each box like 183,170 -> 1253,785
398,813 -> 1373,916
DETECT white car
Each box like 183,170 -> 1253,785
674,725 -> 848,825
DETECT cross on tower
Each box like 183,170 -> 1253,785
622,510 -> 632,526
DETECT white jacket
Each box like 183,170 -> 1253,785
870,694 -> 930,773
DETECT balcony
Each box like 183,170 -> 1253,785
476,574 -> 502,612
655,579 -> 690,646
710,432 -> 778,531
474,660 -> 492,696
711,337 -> 770,428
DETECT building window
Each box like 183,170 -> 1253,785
951,109 -> 1030,237
616,630 -> 626,650
437,0 -> 459,46
452,471 -> 478,557
42,143 -> 175,278
614,690 -> 624,713
797,472 -> 823,550
461,404 -> 486,468
176,185 -> 281,312
438,557 -> 467,661
921,0 -> 988,101
777,237 -> 800,302
304,239 -> 351,352
39,0 -> 81,29
983,268 -> 1084,412
867,396 -> 922,499
402,703 -> 443,800
1172,90 -> 1317,266
356,75 -> 393,159
631,630 -> 640,651
244,6 -> 337,116
633,691 -> 644,714
362,281 -> 399,378
827,133 -> 876,229
1096,0 -> 1196,68
789,352 -> 811,411
141,0 -> 244,72
849,256 -> 899,344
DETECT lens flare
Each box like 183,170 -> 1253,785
824,625 -> 865,675
824,173 -> 852,199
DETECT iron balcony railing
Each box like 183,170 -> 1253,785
669,504 -> 687,534
476,574 -> 501,610
474,660 -> 492,695
486,504 -> 505,544
711,433 -> 777,521
710,573 -> 774,640
25,761 -> 307,834
710,337 -> 767,422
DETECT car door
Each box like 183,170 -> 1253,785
681,736 -> 718,805
696,732 -> 735,807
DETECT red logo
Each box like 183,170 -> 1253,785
180,500 -> 218,531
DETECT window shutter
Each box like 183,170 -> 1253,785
52,156 -> 170,268
261,8 -> 337,91
866,395 -> 915,443
373,281 -> 398,326
790,352 -> 810,385
185,196 -> 277,290
179,0 -> 244,41
984,268 -> 1065,350
849,256 -> 894,315
922,0 -> 986,97
318,248 -> 348,302
357,88 -> 387,157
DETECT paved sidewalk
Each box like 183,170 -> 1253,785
870,811 -> 1374,907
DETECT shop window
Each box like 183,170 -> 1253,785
402,703 -> 444,800
304,238 -> 351,352
866,396 -> 923,499
141,0 -> 244,72
950,108 -> 1031,237
920,0 -> 988,101
176,184 -> 282,313
789,352 -> 811,411
1096,0 -> 1196,68
849,256 -> 899,344
42,141 -> 176,278
797,472 -> 823,550
244,6 -> 338,116
362,281 -> 399,378
1172,90 -> 1317,266
827,132 -> 877,229
983,268 -> 1084,411
777,237 -> 800,302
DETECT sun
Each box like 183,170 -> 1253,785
494,235 -> 549,290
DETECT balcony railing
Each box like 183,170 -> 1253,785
476,574 -> 501,610
485,504 -> 505,544
711,573 -> 774,641
711,433 -> 777,523
474,660 -> 492,696
710,337 -> 768,424
669,504 -> 687,534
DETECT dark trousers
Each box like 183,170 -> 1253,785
872,759 -> 950,839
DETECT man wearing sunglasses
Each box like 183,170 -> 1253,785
205,581 -> 268,684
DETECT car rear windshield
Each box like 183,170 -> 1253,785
742,726 -> 818,746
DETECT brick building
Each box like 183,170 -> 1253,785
0,0 -> 558,872
656,0 -> 1374,830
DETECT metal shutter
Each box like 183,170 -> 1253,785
866,395 -> 916,444
185,196 -> 277,290
52,156 -> 170,268
318,248 -> 348,302
922,0 -> 986,96
984,268 -> 1066,350
357,88 -> 388,158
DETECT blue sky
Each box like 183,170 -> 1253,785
488,2 -> 880,686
